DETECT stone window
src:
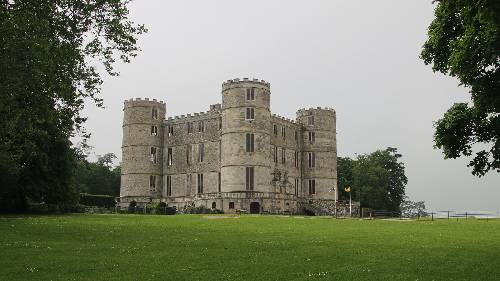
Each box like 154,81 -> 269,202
308,131 -> 315,143
186,174 -> 192,195
150,147 -> 158,164
199,143 -> 205,163
219,141 -> 221,161
294,151 -> 299,168
308,115 -> 314,126
218,172 -> 221,192
151,125 -> 158,136
281,126 -> 286,138
168,125 -> 174,136
219,117 -> 222,130
245,107 -> 255,120
229,202 -> 235,209
295,178 -> 299,196
166,175 -> 172,196
294,131 -> 298,142
187,122 -> 193,133
197,173 -> 204,193
246,166 -> 255,191
273,124 -> 278,136
281,147 -> 286,164
212,202 -> 216,209
152,108 -> 158,119
246,133 -> 254,153
308,179 -> 316,195
167,148 -> 172,166
246,88 -> 255,101
149,175 -> 156,191
198,120 -> 205,132
273,146 -> 278,163
186,144 -> 192,165
308,152 -> 315,168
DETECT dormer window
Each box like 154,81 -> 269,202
246,88 -> 255,101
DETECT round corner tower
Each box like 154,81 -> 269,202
221,78 -> 272,193
121,98 -> 166,207
296,107 -> 337,201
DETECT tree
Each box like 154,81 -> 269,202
74,153 -> 121,197
337,148 -> 408,213
0,1 -> 145,212
421,0 -> 500,176
400,197 -> 427,218
337,157 -> 355,201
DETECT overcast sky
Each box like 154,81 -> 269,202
81,0 -> 499,212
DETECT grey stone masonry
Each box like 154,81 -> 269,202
120,78 -> 339,215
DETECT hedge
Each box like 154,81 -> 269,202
79,193 -> 116,208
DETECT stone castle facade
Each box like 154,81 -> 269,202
120,78 -> 339,214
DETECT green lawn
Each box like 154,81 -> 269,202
0,214 -> 499,281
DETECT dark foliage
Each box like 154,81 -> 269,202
421,0 -> 500,176
0,1 -> 145,212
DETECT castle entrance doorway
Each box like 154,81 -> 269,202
250,202 -> 260,214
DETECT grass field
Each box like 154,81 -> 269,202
1,214 -> 499,281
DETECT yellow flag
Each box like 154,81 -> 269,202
344,187 -> 351,192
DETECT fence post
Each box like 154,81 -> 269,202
431,212 -> 434,221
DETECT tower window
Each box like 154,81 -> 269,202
149,175 -> 156,191
295,178 -> 299,196
187,122 -> 193,133
273,146 -> 278,163
186,144 -> 192,165
152,108 -> 158,119
168,125 -> 174,136
246,167 -> 255,191
167,148 -> 172,166
281,148 -> 286,164
198,120 -> 205,132
294,151 -> 299,168
308,131 -> 315,143
151,125 -> 158,136
273,124 -> 278,136
307,115 -> 314,126
166,175 -> 172,196
308,152 -> 316,168
197,173 -> 204,194
219,117 -> 222,130
186,174 -> 192,195
218,172 -> 221,192
246,88 -> 255,101
281,126 -> 286,138
150,147 -> 158,164
199,143 -> 204,163
295,131 -> 298,142
246,107 -> 255,120
308,179 -> 316,195
246,133 -> 254,153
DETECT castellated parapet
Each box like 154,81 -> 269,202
120,78 -> 339,215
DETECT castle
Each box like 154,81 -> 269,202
120,78 -> 339,214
